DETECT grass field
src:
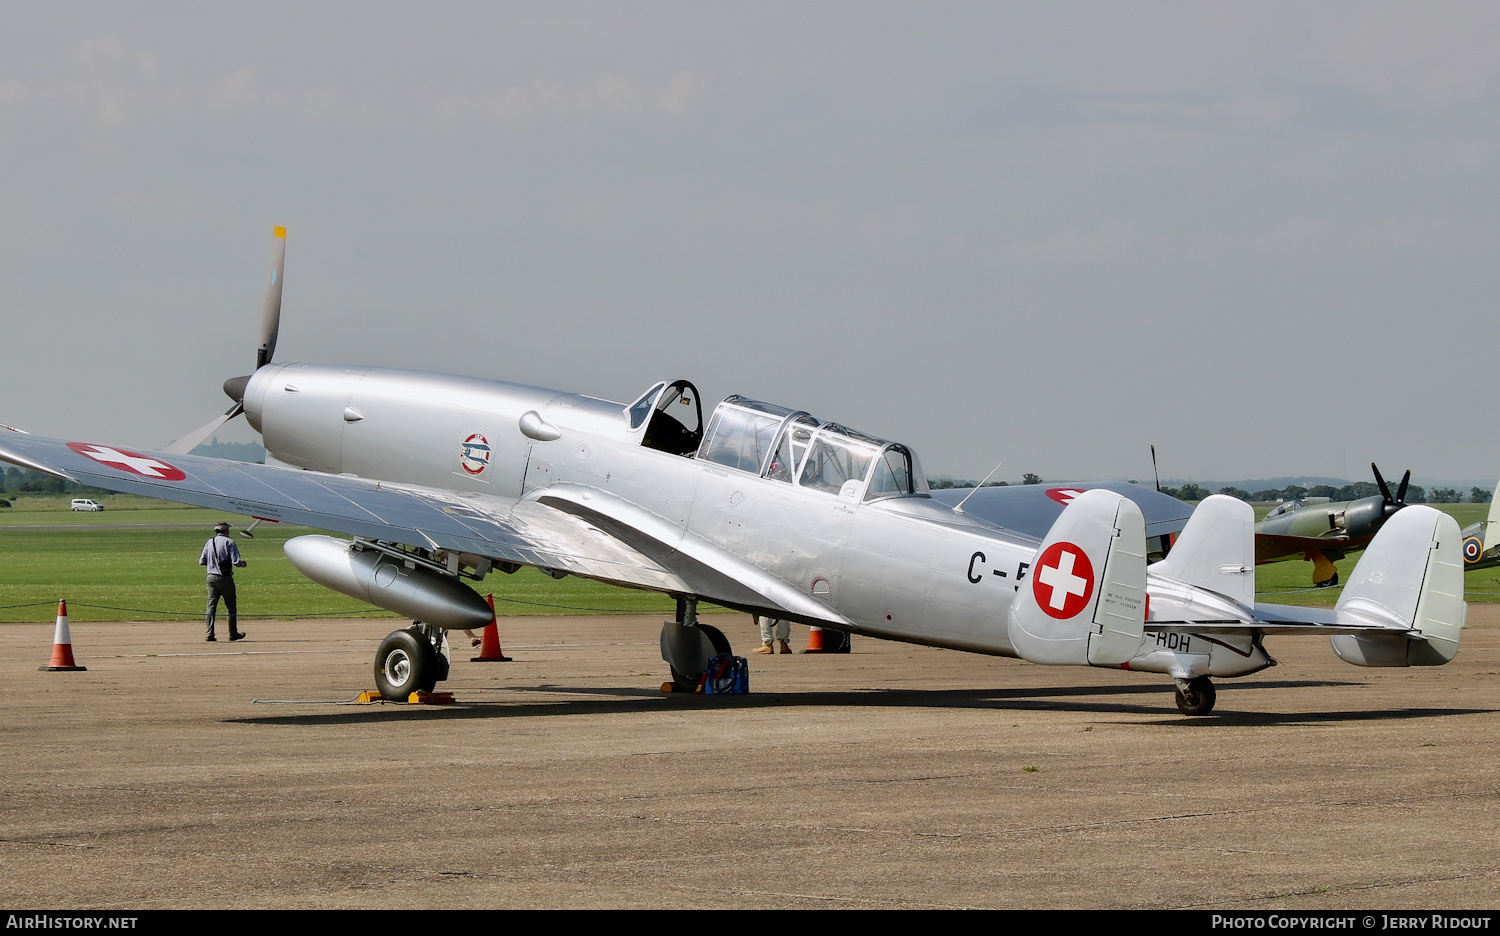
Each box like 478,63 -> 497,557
1,496 -> 1495,623
0,497 -> 705,623
0,493 -> 226,526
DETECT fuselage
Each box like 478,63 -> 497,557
245,362 -> 1271,676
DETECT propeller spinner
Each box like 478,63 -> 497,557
162,226 -> 286,455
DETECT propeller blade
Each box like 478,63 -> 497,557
255,225 -> 286,370
162,401 -> 244,455
1395,469 -> 1410,504
1372,462 -> 1393,504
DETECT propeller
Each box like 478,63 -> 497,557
162,226 -> 286,455
1371,462 -> 1411,518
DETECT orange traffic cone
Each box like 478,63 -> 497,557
40,599 -> 86,672
804,626 -> 826,653
470,594 -> 511,662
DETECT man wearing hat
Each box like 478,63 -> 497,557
199,521 -> 248,642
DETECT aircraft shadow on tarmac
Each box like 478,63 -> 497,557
228,678 -> 1494,728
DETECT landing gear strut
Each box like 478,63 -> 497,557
1174,676 -> 1216,716
660,598 -> 731,692
374,622 -> 450,702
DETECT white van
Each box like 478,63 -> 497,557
69,498 -> 105,511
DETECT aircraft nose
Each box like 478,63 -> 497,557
223,374 -> 251,403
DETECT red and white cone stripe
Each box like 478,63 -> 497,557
41,599 -> 86,672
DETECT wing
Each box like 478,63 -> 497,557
1254,531 -> 1350,558
929,481 -> 1192,542
0,431 -> 849,625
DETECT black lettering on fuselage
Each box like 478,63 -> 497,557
967,551 -> 985,584
1152,632 -> 1193,652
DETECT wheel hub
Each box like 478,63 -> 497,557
386,648 -> 412,687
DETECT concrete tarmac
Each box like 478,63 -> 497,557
3,608 -> 1498,910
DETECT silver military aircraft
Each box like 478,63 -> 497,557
0,229 -> 1469,715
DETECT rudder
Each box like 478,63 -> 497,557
1332,506 -> 1465,666
1007,488 -> 1147,666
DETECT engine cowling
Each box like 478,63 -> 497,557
1342,494 -> 1388,540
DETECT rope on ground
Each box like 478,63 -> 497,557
490,594 -> 700,614
64,602 -> 394,620
1255,586 -> 1346,596
251,696 -> 378,705
1,596 -> 708,618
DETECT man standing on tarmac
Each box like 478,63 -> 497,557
199,521 -> 248,642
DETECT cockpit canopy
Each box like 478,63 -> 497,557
625,380 -> 703,457
697,396 -> 929,501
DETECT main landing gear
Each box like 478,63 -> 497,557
374,622 -> 450,702
659,597 -> 731,692
1174,676 -> 1217,716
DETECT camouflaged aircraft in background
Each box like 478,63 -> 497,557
1459,481 -> 1500,573
1253,464 -> 1416,587
0,229 -> 1469,716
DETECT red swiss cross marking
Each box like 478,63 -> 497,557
67,443 -> 186,481
1045,487 -> 1088,506
1032,541 -> 1095,619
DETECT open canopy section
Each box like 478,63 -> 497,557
625,380 -> 703,457
698,396 -> 929,501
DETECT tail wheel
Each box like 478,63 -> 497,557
375,629 -> 439,702
1174,676 -> 1217,716
670,623 -> 732,692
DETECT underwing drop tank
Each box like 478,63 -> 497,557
283,534 -> 495,631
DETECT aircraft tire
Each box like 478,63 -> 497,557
1315,572 -> 1340,588
669,623 -> 732,692
375,629 -> 440,702
1174,677 -> 1216,716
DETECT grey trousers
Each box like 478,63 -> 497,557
757,616 -> 789,643
205,574 -> 239,638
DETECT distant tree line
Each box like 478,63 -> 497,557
1160,481 -> 1429,504
0,466 -> 114,501
930,478 -> 1011,490
929,471 -> 1047,490
1159,481 -> 1492,505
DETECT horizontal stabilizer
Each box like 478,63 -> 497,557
1007,488 -> 1147,666
1331,506 -> 1465,666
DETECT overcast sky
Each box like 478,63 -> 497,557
2,2 -> 1496,485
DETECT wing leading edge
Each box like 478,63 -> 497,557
0,432 -> 846,623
